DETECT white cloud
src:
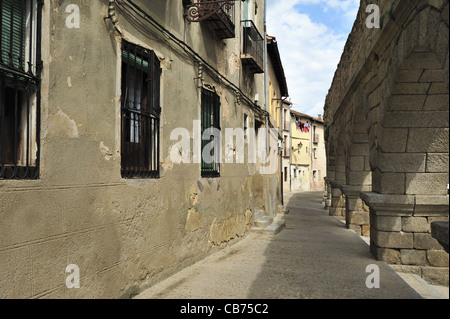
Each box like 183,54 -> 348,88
267,0 -> 359,118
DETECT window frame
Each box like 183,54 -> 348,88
120,41 -> 161,179
201,88 -> 220,178
0,0 -> 42,180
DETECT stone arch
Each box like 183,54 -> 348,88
341,92 -> 372,235
366,41 -> 449,267
326,142 -> 336,182
335,130 -> 347,185
369,2 -> 449,183
376,49 -> 449,196
324,141 -> 336,209
327,1 -> 449,281
328,129 -> 347,219
346,91 -> 372,191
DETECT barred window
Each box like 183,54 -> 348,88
201,88 -> 220,178
121,41 -> 161,178
0,0 -> 42,180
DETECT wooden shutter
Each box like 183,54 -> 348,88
150,51 -> 161,116
1,0 -> 26,70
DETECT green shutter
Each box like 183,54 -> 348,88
122,50 -> 149,71
201,89 -> 220,176
201,90 -> 210,172
1,0 -> 26,70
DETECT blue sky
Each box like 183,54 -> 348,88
293,2 -> 354,34
267,0 -> 360,118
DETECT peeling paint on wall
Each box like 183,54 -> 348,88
221,91 -> 230,121
100,142 -> 114,161
185,208 -> 201,232
161,153 -> 174,171
228,52 -> 240,76
47,110 -> 78,138
209,210 -> 253,246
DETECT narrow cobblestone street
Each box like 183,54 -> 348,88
136,191 -> 428,299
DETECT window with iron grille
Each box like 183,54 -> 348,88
0,0 -> 42,180
121,41 -> 161,178
201,88 -> 220,178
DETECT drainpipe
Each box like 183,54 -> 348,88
310,120 -> 313,190
263,0 -> 269,144
263,0 -> 273,215
264,0 -> 269,133
280,102 -> 284,206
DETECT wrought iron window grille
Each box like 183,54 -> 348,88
201,88 -> 220,178
0,0 -> 43,180
121,41 -> 161,179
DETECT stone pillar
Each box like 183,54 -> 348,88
329,180 -> 345,220
324,177 -> 332,208
361,192 -> 449,286
340,185 -> 370,236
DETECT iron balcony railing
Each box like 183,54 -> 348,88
241,20 -> 264,74
184,0 -> 236,39
203,0 -> 235,39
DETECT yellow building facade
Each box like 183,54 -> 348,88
290,110 -> 326,192
290,111 -> 312,191
266,35 -> 289,202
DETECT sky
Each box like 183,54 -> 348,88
266,0 -> 360,118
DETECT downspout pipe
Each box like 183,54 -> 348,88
263,0 -> 272,215
280,102 -> 284,206
264,0 -> 269,144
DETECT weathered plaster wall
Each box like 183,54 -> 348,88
325,0 -> 449,285
0,0 -> 279,298
310,122 -> 326,191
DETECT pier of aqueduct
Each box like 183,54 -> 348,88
324,0 -> 449,285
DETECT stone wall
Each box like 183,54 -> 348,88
325,0 -> 449,285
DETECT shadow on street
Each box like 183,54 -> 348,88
245,191 -> 421,299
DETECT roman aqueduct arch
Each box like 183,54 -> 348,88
325,0 -> 449,285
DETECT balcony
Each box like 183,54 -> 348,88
241,20 -> 264,74
184,0 -> 236,39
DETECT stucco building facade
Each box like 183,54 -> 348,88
0,0 -> 282,298
266,34 -> 289,203
310,116 -> 326,191
290,110 -> 326,192
282,100 -> 292,193
290,111 -> 311,192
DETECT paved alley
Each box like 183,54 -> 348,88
135,191 -> 429,299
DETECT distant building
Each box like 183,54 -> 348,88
310,115 -> 326,191
282,100 -> 292,193
266,35 -> 289,204
290,110 -> 326,191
